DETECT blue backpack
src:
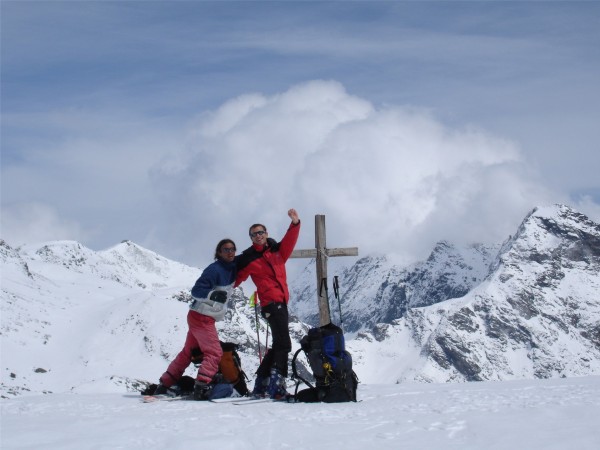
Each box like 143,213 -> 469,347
291,322 -> 358,403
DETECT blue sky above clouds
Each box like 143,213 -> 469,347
2,1 -> 599,268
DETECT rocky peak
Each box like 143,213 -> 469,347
394,204 -> 600,382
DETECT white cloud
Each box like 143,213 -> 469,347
152,80 -> 558,265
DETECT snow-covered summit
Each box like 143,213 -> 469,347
13,239 -> 200,289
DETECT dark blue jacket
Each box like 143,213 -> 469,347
190,259 -> 236,320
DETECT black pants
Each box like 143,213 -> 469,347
257,302 -> 291,377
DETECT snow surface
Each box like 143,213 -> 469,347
2,377 -> 600,450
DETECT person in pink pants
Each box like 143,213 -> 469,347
153,238 -> 237,400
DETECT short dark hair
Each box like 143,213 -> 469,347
215,238 -> 236,260
248,224 -> 267,236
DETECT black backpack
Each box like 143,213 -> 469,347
291,322 -> 359,403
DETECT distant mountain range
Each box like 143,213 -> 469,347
2,204 -> 599,398
289,240 -> 500,333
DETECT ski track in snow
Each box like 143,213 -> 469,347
2,377 -> 600,450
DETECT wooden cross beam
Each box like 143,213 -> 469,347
290,214 -> 358,326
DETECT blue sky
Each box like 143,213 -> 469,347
2,1 -> 599,268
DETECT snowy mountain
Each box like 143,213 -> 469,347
1,204 -> 599,400
346,204 -> 600,383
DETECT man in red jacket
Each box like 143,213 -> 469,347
235,208 -> 300,399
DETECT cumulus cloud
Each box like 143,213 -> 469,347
151,80 -> 555,266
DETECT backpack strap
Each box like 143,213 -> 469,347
291,347 -> 317,397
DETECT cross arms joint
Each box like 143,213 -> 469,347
290,247 -> 358,259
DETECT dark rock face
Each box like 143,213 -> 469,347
407,205 -> 600,381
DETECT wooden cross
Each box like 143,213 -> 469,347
290,214 -> 358,326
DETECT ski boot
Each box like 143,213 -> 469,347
193,381 -> 213,401
267,368 -> 287,400
251,376 -> 269,398
152,383 -> 169,396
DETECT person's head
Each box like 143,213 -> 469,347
215,238 -> 236,262
249,223 -> 268,247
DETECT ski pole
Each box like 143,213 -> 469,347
333,276 -> 343,330
319,277 -> 331,322
250,291 -> 262,362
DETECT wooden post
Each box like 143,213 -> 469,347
315,215 -> 330,325
291,214 -> 358,326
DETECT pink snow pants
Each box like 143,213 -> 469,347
160,310 -> 223,386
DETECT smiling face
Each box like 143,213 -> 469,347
249,225 -> 268,247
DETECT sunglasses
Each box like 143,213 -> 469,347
250,230 -> 266,238
220,247 -> 236,253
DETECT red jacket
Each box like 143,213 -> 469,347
235,221 -> 300,306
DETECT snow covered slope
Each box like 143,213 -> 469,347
1,240 -> 198,397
